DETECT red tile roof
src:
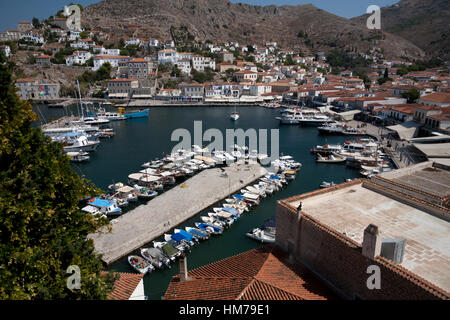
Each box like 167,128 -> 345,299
420,92 -> 450,103
164,246 -> 337,300
102,272 -> 143,300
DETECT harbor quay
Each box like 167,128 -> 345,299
89,161 -> 268,265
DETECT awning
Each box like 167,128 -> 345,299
412,143 -> 450,158
108,93 -> 129,98
387,121 -> 421,140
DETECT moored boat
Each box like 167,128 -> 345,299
128,255 -> 153,274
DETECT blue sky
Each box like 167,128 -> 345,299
0,0 -> 400,32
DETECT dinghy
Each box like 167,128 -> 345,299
128,255 -> 153,274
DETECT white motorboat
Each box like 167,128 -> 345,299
246,228 -> 275,244
230,105 -> 239,121
67,151 -> 90,162
63,134 -> 100,153
316,154 -> 346,163
320,181 -> 336,188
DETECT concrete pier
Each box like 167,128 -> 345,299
88,162 -> 268,265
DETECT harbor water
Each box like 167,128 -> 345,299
34,104 -> 363,300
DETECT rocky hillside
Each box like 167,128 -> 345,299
82,0 -> 425,60
352,0 -> 450,59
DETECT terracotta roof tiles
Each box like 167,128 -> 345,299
102,272 -> 143,300
164,246 -> 337,300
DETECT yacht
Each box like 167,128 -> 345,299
62,134 -> 100,153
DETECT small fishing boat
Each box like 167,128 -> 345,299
139,249 -> 161,269
67,151 -> 90,162
173,229 -> 199,244
230,105 -> 239,121
320,181 -> 336,188
246,228 -> 276,244
200,216 -> 227,229
140,248 -> 169,269
195,222 -> 223,235
128,255 -> 153,274
207,212 -> 236,226
153,241 -> 181,261
83,197 -> 122,216
163,235 -> 192,252
283,170 -> 296,181
119,108 -> 150,119
316,154 -> 346,163
133,185 -> 158,200
185,226 -> 210,240
167,230 -> 196,247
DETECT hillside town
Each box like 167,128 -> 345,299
2,15 -> 449,135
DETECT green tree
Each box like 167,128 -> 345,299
0,52 -> 114,299
32,17 -> 41,29
401,88 -> 420,103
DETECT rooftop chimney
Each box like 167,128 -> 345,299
179,254 -> 191,282
362,224 -> 382,260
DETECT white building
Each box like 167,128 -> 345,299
70,39 -> 95,50
148,39 -> 159,47
192,55 -> 215,72
93,55 -> 132,71
68,30 -> 81,41
158,49 -> 178,65
66,51 -> 92,66
125,38 -> 141,47
176,59 -> 192,74
21,32 -> 45,44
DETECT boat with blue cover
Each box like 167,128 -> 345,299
82,197 -> 121,216
173,229 -> 198,244
185,227 -> 210,240
195,222 -> 223,235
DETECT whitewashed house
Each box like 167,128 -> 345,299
66,51 -> 92,66
93,55 -> 132,71
21,32 -> 45,44
176,59 -> 192,74
69,30 -> 81,41
158,49 -> 178,64
70,39 -> 95,50
148,39 -> 159,47
125,38 -> 141,47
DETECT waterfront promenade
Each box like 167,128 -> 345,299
89,161 -> 268,265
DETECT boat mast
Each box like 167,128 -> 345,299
76,80 -> 83,119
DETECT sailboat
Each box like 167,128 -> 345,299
230,105 -> 239,121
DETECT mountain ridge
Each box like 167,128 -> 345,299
82,0 -> 426,60
351,0 -> 450,58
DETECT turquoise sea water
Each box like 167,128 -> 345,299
34,104 -> 363,299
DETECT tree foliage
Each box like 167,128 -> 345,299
401,88 -> 420,103
0,52 -> 114,299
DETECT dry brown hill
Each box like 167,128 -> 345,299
82,0 -> 425,59
352,0 -> 450,59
